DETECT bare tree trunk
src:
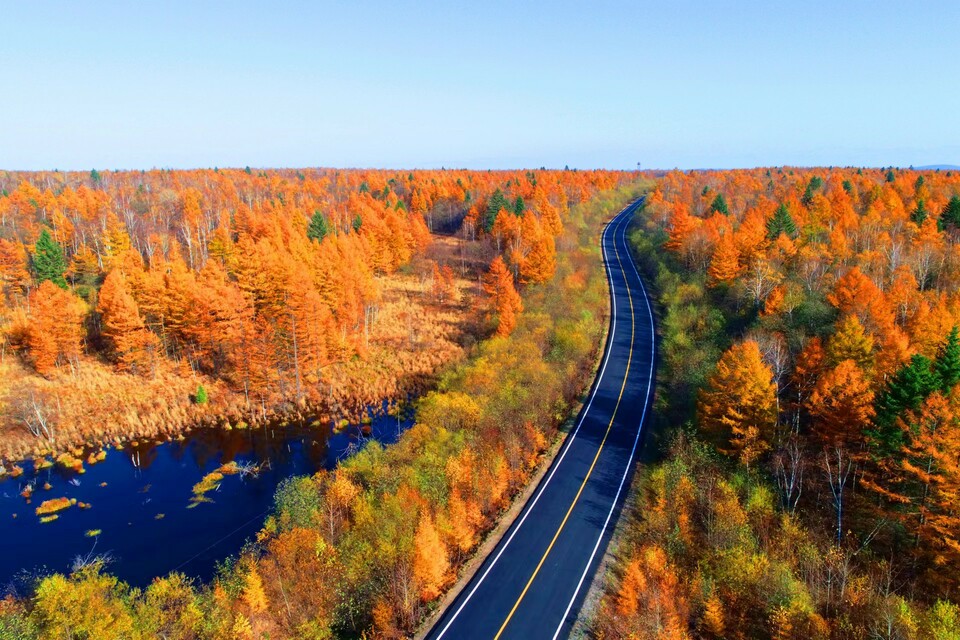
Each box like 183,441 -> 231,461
823,445 -> 854,546
774,438 -> 805,512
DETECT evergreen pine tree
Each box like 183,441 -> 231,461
886,169 -> 896,182
799,176 -> 822,207
934,326 -> 960,392
307,211 -> 330,241
195,383 -> 208,404
514,195 -> 525,216
911,198 -> 929,225
871,355 -> 939,454
870,355 -> 938,456
939,195 -> 960,230
709,193 -> 729,215
484,188 -> 509,232
352,214 -> 363,232
766,203 -> 797,239
33,229 -> 68,289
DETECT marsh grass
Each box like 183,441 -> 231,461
35,497 -> 75,516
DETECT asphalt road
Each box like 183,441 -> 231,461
425,199 -> 656,640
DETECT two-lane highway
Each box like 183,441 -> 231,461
426,199 -> 656,640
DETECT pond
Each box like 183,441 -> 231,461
0,402 -> 413,589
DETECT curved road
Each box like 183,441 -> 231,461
426,199 -> 656,640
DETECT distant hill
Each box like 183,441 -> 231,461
915,164 -> 960,171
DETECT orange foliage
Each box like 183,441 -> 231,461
611,545 -> 690,640
98,269 -> 160,375
807,359 -> 875,445
22,281 -> 87,376
707,229 -> 741,286
413,512 -> 450,601
698,340 -> 778,466
483,256 -> 523,336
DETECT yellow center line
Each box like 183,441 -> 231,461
493,207 -> 637,639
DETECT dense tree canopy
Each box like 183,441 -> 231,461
0,167 -> 621,395
597,166 -> 960,639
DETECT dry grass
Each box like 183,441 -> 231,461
35,497 -> 75,516
0,357 -> 221,460
322,270 -> 469,419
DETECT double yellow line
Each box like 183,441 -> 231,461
493,206 -> 638,639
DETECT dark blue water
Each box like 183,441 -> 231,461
0,403 -> 412,589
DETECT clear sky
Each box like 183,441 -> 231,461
3,1 -> 958,171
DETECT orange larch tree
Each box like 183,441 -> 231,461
482,256 -> 523,337
806,359 -> 875,446
707,230 -> 742,287
519,218 -> 557,284
611,545 -> 690,640
412,511 -> 450,602
698,340 -> 778,467
98,269 -> 160,375
24,281 -> 87,376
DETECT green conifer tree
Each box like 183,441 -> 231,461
871,354 -> 939,454
33,229 -> 68,289
911,198 -> 929,225
766,203 -> 797,239
514,195 -> 525,216
934,326 -> 960,392
307,211 -> 330,241
484,188 -> 509,232
939,195 -> 960,230
878,355 -> 938,422
709,193 -> 729,215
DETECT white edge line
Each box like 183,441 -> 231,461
432,204 -> 634,639
551,199 -> 656,640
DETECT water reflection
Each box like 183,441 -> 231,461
0,401 -> 414,589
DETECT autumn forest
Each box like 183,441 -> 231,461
0,167 -> 643,637
3,164 -> 960,639
593,167 -> 960,639
0,168 -> 619,459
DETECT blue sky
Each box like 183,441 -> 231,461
3,1 -> 958,170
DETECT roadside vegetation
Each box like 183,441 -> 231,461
592,168 -> 960,639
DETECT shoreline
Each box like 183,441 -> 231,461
0,368 -> 439,475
